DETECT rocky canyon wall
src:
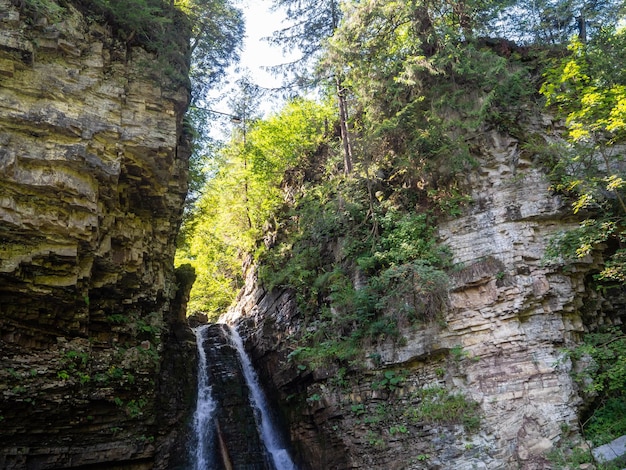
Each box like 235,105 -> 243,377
225,118 -> 622,469
0,1 -> 196,467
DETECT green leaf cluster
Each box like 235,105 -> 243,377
541,27 -> 626,283
405,386 -> 481,431
177,99 -> 334,320
566,327 -> 626,446
258,169 -> 451,366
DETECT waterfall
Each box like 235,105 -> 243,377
192,325 -> 217,470
229,327 -> 298,470
190,323 -> 297,470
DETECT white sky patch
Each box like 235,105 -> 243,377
240,0 -> 291,90
205,0 -> 293,123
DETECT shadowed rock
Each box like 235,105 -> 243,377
201,324 -> 273,470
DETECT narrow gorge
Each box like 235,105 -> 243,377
1,0 -> 625,469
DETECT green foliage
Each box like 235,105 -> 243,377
327,0 -> 536,158
371,370 -> 405,392
106,314 -> 128,324
268,0 -> 341,87
177,99 -> 334,320
125,398 -> 148,418
585,398 -> 626,447
257,156 -> 452,366
86,0 -> 172,43
551,328 -> 626,468
490,0 -> 624,45
351,403 -> 366,416
57,370 -> 70,380
541,30 -> 626,144
389,424 -> 408,435
179,0 -> 244,99
548,441 -> 596,470
306,393 -> 322,404
565,326 -> 626,446
541,27 -> 626,283
405,386 -> 481,431
18,0 -> 65,22
257,166 -> 451,365
365,430 -> 385,448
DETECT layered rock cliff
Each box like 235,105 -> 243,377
225,120 -> 623,469
0,1 -> 196,467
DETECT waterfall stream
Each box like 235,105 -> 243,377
192,325 -> 217,470
191,324 -> 297,470
229,328 -> 297,470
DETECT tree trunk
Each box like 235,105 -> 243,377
336,76 -> 353,175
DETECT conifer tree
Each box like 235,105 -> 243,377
268,0 -> 354,174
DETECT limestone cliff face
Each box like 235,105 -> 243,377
0,1 -> 195,468
225,119 -> 621,469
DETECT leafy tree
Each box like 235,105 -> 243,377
268,0 -> 342,86
541,26 -> 626,282
323,0 -> 536,206
176,0 -> 244,101
490,0 -> 624,44
177,98 -> 334,319
268,0 -> 355,173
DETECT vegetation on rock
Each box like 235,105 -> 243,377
116,0 -> 626,463
542,26 -> 626,284
15,0 -> 243,94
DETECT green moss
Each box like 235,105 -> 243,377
405,386 -> 481,432
18,0 -> 65,22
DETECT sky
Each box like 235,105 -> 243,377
239,0 -> 289,90
207,0 -> 294,120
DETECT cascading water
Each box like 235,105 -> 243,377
190,323 -> 297,470
191,325 -> 217,470
229,327 -> 298,470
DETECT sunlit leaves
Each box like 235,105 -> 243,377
177,99 -> 334,318
541,26 -> 626,284
541,30 -> 626,144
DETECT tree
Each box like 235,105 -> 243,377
268,0 -> 342,86
177,98 -> 334,319
268,0 -> 355,174
541,26 -> 626,282
176,0 -> 244,101
487,0 -> 624,44
228,76 -> 264,230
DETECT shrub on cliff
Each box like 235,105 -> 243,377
542,27 -> 626,282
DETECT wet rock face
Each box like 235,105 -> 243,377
0,1 -> 195,467
200,324 -> 272,470
227,124 -> 620,469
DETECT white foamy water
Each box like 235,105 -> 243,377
229,327 -> 298,470
191,325 -> 217,470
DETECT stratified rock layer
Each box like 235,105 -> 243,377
225,122 -> 618,469
0,1 -> 195,468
